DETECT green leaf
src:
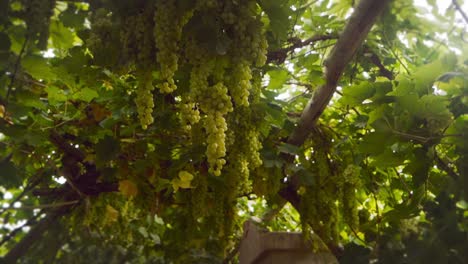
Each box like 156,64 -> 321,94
358,132 -> 394,155
95,136 -> 120,165
45,86 -> 67,104
22,55 -> 56,80
370,149 -> 405,168
277,143 -> 300,155
339,82 -> 375,107
367,105 -> 387,125
267,69 -> 290,90
413,54 -> 456,94
49,20 -> 76,50
404,148 -> 431,186
0,32 -> 11,51
73,88 -> 99,102
138,227 -> 148,238
0,159 -> 21,188
258,0 -> 291,42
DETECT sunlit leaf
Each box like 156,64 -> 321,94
119,179 -> 138,198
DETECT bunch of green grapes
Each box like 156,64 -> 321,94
227,0 -> 268,66
243,21 -> 269,66
135,71 -> 155,129
86,8 -> 113,56
233,122 -> 262,169
179,101 -> 200,131
135,10 -> 155,69
245,130 -> 262,168
250,71 -> 263,104
226,152 -> 250,196
120,15 -> 138,63
22,0 -> 56,49
341,164 -> 361,229
197,82 -> 233,114
226,60 -> 252,107
190,174 -> 208,220
205,112 -> 228,176
188,62 -> 232,175
297,142 -> 345,243
154,0 -> 192,93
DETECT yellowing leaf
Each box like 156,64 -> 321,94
105,205 -> 119,224
0,105 -> 4,118
119,179 -> 138,198
171,171 -> 194,192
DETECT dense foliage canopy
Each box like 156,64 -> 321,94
0,0 -> 467,263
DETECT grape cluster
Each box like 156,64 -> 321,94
190,173 -> 208,219
135,71 -> 155,129
197,82 -> 233,114
87,8 -> 113,51
205,113 -> 228,176
179,101 -> 201,131
154,0 -> 192,93
173,0 -> 266,179
135,12 -> 155,69
227,60 -> 252,107
187,62 -> 233,175
341,164 -> 361,228
224,0 -> 268,66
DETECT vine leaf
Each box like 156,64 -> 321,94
105,205 -> 119,224
0,159 -> 21,188
119,180 -> 138,198
22,55 -> 56,80
72,88 -> 98,103
258,0 -> 291,44
95,136 -> 120,165
171,171 -> 194,192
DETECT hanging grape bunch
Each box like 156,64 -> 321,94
147,0 -> 267,177
85,3 -> 268,233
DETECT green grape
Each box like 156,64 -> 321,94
135,71 -> 155,129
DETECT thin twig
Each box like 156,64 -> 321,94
434,152 -> 460,181
453,0 -> 468,24
2,200 -> 79,211
222,238 -> 242,264
348,224 -> 367,245
6,36 -> 29,104
0,211 -> 43,247
0,170 -> 45,217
